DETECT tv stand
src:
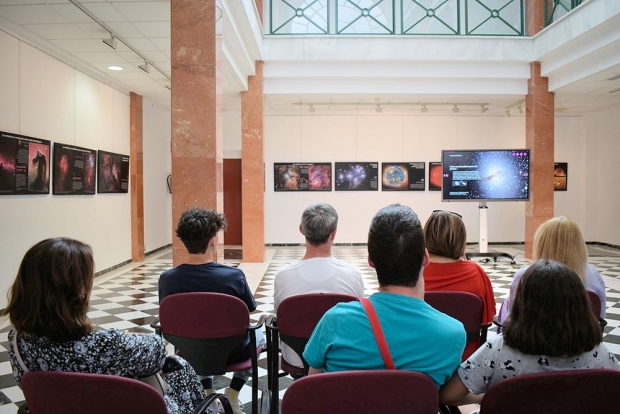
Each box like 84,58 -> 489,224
465,202 -> 516,265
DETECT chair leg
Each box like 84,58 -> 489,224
250,330 -> 258,414
268,330 -> 280,414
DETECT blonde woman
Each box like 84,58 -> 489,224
499,216 -> 606,322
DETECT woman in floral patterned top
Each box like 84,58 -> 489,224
439,259 -> 620,407
3,238 -> 205,414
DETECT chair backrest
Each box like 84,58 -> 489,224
479,369 -> 620,413
281,370 -> 438,414
277,293 -> 358,368
159,292 -> 250,375
425,291 -> 484,344
586,290 -> 601,320
21,371 -> 168,414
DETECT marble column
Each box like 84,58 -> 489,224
525,62 -> 554,258
525,0 -> 546,36
171,0 -> 219,265
130,92 -> 144,262
255,0 -> 263,24
241,61 -> 265,262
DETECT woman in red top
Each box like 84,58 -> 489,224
424,210 -> 496,360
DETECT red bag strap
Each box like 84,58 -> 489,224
360,298 -> 395,370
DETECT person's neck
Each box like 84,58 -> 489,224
185,250 -> 215,265
301,241 -> 332,260
428,253 -> 460,263
378,284 -> 424,299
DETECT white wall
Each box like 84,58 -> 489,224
143,98 -> 172,252
583,104 -> 620,246
0,30 -> 170,308
264,114 -> 590,244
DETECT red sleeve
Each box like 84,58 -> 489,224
476,264 -> 496,324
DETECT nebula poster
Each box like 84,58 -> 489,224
274,163 -> 331,191
0,130 -> 50,195
98,150 -> 129,193
334,162 -> 378,191
53,143 -> 96,195
442,149 -> 530,202
381,162 -> 425,191
554,162 -> 567,191
428,162 -> 442,191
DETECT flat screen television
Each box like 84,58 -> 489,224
441,149 -> 530,202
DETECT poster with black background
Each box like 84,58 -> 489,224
554,162 -> 568,191
98,150 -> 129,193
335,162 -> 379,191
0,131 -> 50,195
274,163 -> 332,191
53,143 -> 96,195
381,162 -> 425,191
428,162 -> 442,191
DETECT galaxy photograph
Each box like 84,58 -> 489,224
335,162 -> 378,191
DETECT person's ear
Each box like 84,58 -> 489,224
299,224 -> 304,235
209,235 -> 217,247
367,256 -> 376,269
422,248 -> 430,267
329,229 -> 337,240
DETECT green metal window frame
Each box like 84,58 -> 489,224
400,0 -> 460,35
465,0 -> 524,36
545,0 -> 584,27
269,0 -> 330,35
336,0 -> 396,35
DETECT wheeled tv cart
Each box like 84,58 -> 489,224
465,202 -> 516,265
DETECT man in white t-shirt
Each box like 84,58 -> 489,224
274,203 -> 365,368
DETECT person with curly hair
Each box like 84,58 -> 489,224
159,207 -> 262,414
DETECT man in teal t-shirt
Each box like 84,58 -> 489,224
303,204 -> 466,388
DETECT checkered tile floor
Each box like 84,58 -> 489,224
1,245 -> 620,412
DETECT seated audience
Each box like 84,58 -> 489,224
158,207 -> 262,414
439,259 -> 620,406
274,203 -> 365,368
4,238 -> 205,414
499,216 -> 606,322
424,209 -> 496,359
303,204 -> 466,388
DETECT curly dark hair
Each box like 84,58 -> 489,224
4,238 -> 94,342
176,207 -> 227,254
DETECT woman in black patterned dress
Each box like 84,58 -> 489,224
3,238 -> 205,414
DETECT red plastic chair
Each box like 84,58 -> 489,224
265,293 -> 358,414
19,371 -> 168,414
151,292 -> 265,414
425,291 -> 489,360
479,369 -> 620,413
281,370 -> 438,414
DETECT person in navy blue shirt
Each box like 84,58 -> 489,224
159,207 -> 261,414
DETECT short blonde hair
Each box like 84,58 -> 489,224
533,216 -> 588,283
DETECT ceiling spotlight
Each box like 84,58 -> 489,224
375,105 -> 383,113
480,105 -> 488,113
103,35 -> 117,50
518,105 -> 523,114
452,105 -> 459,113
308,105 -> 315,113
421,105 -> 428,113
138,62 -> 151,73
107,65 -> 123,71
505,109 -> 511,117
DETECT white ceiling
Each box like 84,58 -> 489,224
1,0 -> 619,115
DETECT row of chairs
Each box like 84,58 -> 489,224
17,290 -> 609,413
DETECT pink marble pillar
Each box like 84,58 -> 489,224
255,0 -> 263,24
130,92 -> 144,262
525,0 -> 546,35
525,62 -> 554,259
241,61 -> 265,262
171,0 -> 219,266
